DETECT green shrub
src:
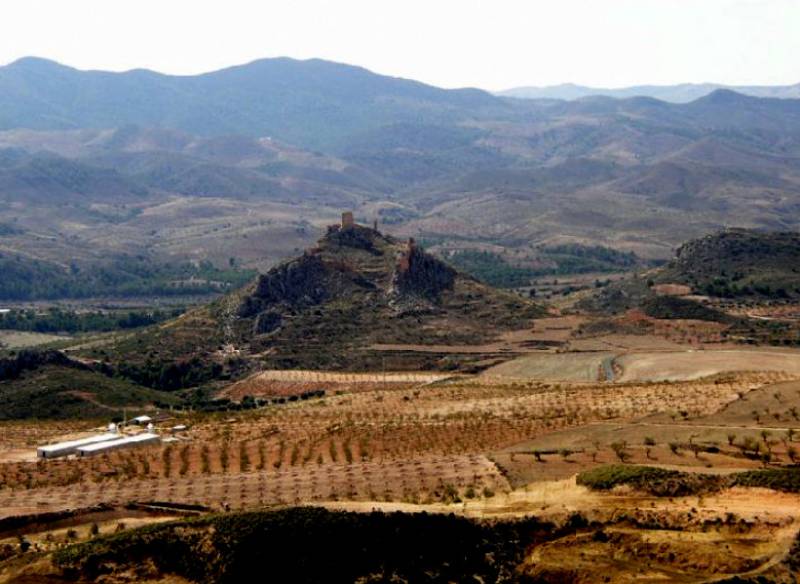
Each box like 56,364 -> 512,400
577,465 -> 725,497
731,469 -> 800,493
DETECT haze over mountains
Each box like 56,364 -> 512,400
498,82 -> 800,103
2,55 -> 800,278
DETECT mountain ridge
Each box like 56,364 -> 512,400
0,56 -> 508,152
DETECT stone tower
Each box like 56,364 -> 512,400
341,211 -> 355,229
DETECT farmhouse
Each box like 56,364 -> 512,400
37,433 -> 119,459
76,433 -> 161,457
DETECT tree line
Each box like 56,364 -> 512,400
0,307 -> 183,334
0,255 -> 256,301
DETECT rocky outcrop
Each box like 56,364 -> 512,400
237,230 -> 383,321
238,254 -> 330,318
393,239 -> 455,302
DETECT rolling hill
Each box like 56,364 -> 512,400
92,218 -> 544,387
0,350 -> 177,420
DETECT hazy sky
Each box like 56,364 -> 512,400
1,0 -> 798,90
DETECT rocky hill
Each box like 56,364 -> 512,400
660,229 -> 800,297
583,229 -> 800,316
97,217 -> 544,386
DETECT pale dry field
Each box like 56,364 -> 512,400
480,351 -> 613,381
0,330 -> 67,349
616,349 -> 800,382
567,334 -> 692,352
220,369 -> 452,399
230,370 -> 451,383
485,346 -> 800,384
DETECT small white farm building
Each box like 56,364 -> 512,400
76,433 -> 161,457
37,433 -> 119,459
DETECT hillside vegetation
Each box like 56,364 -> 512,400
578,465 -> 800,497
660,230 -> 800,298
444,245 -> 642,288
0,254 -> 254,301
0,351 -> 176,420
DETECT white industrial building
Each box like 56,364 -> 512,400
37,433 -> 119,459
77,433 -> 161,457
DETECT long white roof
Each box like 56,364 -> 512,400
76,433 -> 160,454
37,433 -> 119,454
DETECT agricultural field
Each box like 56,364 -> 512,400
221,369 -> 451,400
481,352 -> 614,382
5,323 -> 800,580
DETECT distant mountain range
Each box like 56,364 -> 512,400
497,82 -> 800,103
0,56 -> 504,152
2,56 -> 800,279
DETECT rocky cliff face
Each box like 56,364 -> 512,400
392,239 -> 456,302
238,254 -> 329,318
